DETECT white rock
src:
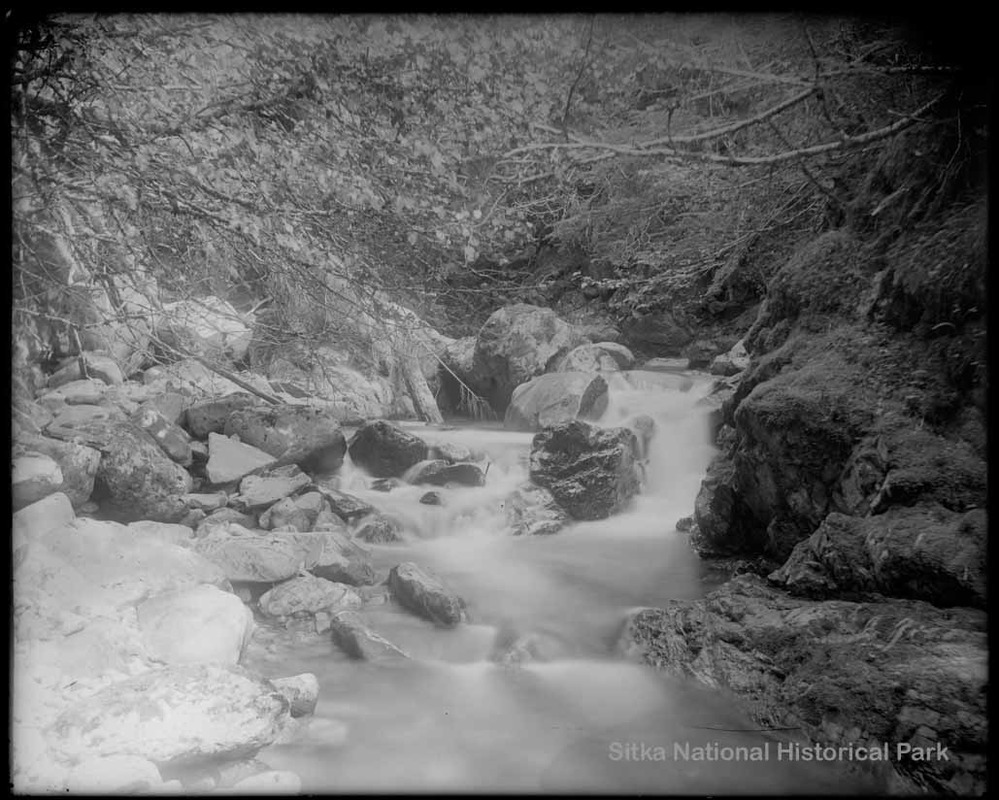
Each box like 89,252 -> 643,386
12,492 -> 75,550
12,454 -> 64,510
206,432 -> 277,484
66,754 -> 163,794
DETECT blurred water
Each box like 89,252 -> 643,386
246,372 -> 880,794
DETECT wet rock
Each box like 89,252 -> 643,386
131,405 -> 193,466
675,516 -> 694,532
185,393 -> 259,439
529,420 -> 642,521
503,482 -> 569,536
12,454 -> 64,511
137,584 -> 254,666
692,453 -> 744,556
429,440 -> 474,463
193,524 -> 312,584
347,420 -> 429,478
709,339 -> 750,376
619,574 -> 987,796
329,611 -> 409,660
47,352 -> 124,388
90,422 -> 193,523
490,628 -> 569,665
304,531 -> 378,586
770,505 -> 987,609
224,404 -> 347,473
370,477 -> 404,492
504,372 -> 609,432
258,575 -> 362,619
405,459 -> 487,487
313,485 -> 376,522
640,356 -> 689,372
270,673 -> 319,717
556,341 -> 635,372
624,413 -> 656,459
51,664 -> 289,767
65,755 -> 163,794
157,295 -> 253,362
472,303 -> 587,412
235,472 -> 311,510
683,339 -> 724,369
14,436 -> 100,510
419,491 -> 444,506
619,312 -> 692,355
353,512 -> 406,544
387,562 -> 466,627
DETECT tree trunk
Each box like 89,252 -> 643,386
401,352 -> 443,424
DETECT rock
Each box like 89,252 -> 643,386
181,492 -> 228,512
313,485 -> 375,522
347,420 -> 429,478
624,414 -> 656,459
206,432 -> 278,484
140,392 -> 188,426
709,339 -> 750,376
619,312 -> 692,355
387,562 -> 466,627
691,453 -> 744,556
429,441 -> 474,463
370,477 -> 405,492
259,492 -> 324,531
12,454 -> 64,511
138,584 -> 254,666
193,524 -> 313,584
12,492 -> 75,551
157,295 -> 253,362
16,436 -> 101,509
641,356 -> 689,372
619,574 -> 987,796
127,520 -> 196,547
770,505 -> 987,609
305,531 -> 378,586
224,404 -> 347,473
230,770 -> 302,794
529,420 -> 642,521
47,402 -> 124,430
504,372 -> 609,432
490,628 -> 569,665
503,482 -> 569,536
91,422 -> 193,523
47,352 -> 124,388
329,611 -> 409,660
185,393 -> 260,439
471,303 -> 586,412
353,512 -> 406,544
419,491 -> 444,506
195,508 -> 258,537
131,405 -> 193,466
38,378 -> 108,407
556,342 -> 635,372
404,459 -> 487,487
270,673 -> 319,717
684,339 -> 723,369
65,755 -> 163,794
51,664 -> 289,767
258,575 -> 362,619
236,472 -> 311,510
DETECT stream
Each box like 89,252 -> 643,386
244,371 -> 877,794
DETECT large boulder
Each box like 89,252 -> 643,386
529,420 -> 642,520
89,422 -> 193,523
47,352 -> 124,388
471,304 -> 586,412
709,339 -> 750,376
503,482 -> 569,536
224,404 -> 346,473
556,342 -> 635,372
137,584 -> 255,666
619,312 -> 692,355
235,472 -> 311,510
258,575 -> 362,620
50,664 -> 288,767
619,574 -> 987,796
770,505 -> 987,609
504,372 -> 608,432
185,393 -> 260,439
205,433 -> 277,484
404,460 -> 487,487
130,406 -> 192,466
347,420 -> 428,478
192,524 -> 315,584
12,454 -> 64,511
387,562 -> 466,627
156,296 -> 253,362
13,436 -> 100,509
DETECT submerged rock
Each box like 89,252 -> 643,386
328,611 -> 409,661
503,482 -> 569,536
270,673 -> 319,717
353,512 -> 406,544
387,562 -> 466,627
529,420 -> 642,520
405,459 -> 486,487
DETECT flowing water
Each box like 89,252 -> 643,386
245,371 -> 878,794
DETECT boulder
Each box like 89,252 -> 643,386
270,673 -> 319,717
91,422 -> 193,523
185,393 -> 259,439
641,356 -> 691,372
624,414 -> 656,460
387,562 -> 466,627
230,770 -> 302,794
157,295 -> 253,362
419,491 -> 444,506
192,524 -> 314,584
131,406 -> 192,466
195,508 -> 258,537
684,339 -> 724,369
691,453 -> 745,556
302,531 -> 378,586
404,459 -> 486,487
709,339 -> 750,376
224,404 -> 347,473
429,440 -> 474,463
138,392 -> 188,426
206,433 -> 278,485
619,574 -> 987,796
504,372 -> 608,432
127,520 -> 196,547
313,485 -> 376,522
770,505 -> 987,609
137,584 -> 255,666
181,492 -> 228,512
353,512 -> 406,544
12,454 -> 64,511
529,420 -> 642,521
258,575 -> 362,619
65,755 -> 164,794
328,611 -> 409,660
235,472 -> 311,510
47,352 -> 124,388
347,420 -> 429,478
50,664 -> 289,767
471,303 -> 586,412
47,402 -> 124,431
16,435 -> 101,509
556,342 -> 635,372
619,312 -> 692,355
503,482 -> 570,536
12,492 -> 75,551
38,378 -> 108,407
259,492 -> 324,532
